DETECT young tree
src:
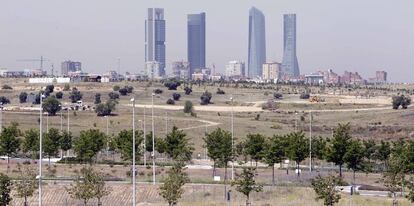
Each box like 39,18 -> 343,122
343,139 -> 365,184
22,129 -> 39,159
45,84 -> 55,93
95,100 -> 117,116
203,128 -> 232,177
60,131 -> 73,158
94,93 -> 101,104
183,101 -> 194,114
19,92 -> 28,103
286,132 -> 309,177
42,96 -> 62,116
231,167 -> 263,206
73,129 -> 106,163
43,128 -> 62,165
0,96 -> 10,105
172,93 -> 181,101
14,165 -> 37,206
375,140 -> 391,171
0,173 -> 12,206
118,87 -> 128,96
164,126 -> 194,161
108,92 -> 120,100
311,175 -> 342,206
326,123 -> 352,177
264,135 -> 286,185
115,129 -> 144,162
159,162 -> 189,206
0,122 -> 21,167
242,134 -> 267,168
69,87 -> 83,103
311,136 -> 327,165
184,86 -> 192,95
200,91 -> 212,105
55,91 -> 63,99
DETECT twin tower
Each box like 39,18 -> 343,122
248,7 -> 300,79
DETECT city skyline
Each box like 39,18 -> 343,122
0,0 -> 413,82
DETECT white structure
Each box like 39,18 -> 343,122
171,61 -> 190,79
145,61 -> 162,79
225,61 -> 245,79
28,77 -> 70,84
262,62 -> 281,81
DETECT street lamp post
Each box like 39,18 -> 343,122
130,98 -> 136,206
143,107 -> 146,167
39,94 -> 45,206
105,116 -> 109,157
309,111 -> 312,173
60,105 -> 63,131
230,96 -> 234,181
295,112 -> 298,132
66,105 -> 70,157
0,102 -> 3,134
151,93 -> 156,185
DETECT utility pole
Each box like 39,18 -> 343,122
309,111 -> 312,173
151,93 -> 156,185
230,96 -> 234,181
131,98 -> 136,206
0,103 -> 3,134
39,94 -> 45,206
143,107 -> 146,167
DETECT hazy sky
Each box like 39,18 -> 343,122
1,0 -> 413,82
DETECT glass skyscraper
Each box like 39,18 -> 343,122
145,8 -> 166,77
281,14 -> 300,77
248,7 -> 266,79
187,12 -> 206,76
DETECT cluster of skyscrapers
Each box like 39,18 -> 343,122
144,7 -> 300,81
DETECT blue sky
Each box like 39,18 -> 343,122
1,0 -> 413,82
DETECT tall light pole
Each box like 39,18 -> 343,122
46,113 -> 49,131
151,93 -> 156,185
105,116 -> 109,157
143,107 -> 146,167
165,111 -> 168,134
230,96 -> 234,181
60,105 -> 63,131
130,98 -> 136,206
39,94 -> 45,206
0,102 -> 3,134
309,111 -> 312,173
295,112 -> 298,132
66,106 -> 70,157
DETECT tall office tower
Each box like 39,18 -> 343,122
281,14 -> 300,77
248,7 -> 266,79
61,60 -> 81,76
145,8 -> 166,77
188,12 -> 206,76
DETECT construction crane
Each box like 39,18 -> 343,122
16,56 -> 49,72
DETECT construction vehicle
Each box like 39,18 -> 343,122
309,96 -> 325,103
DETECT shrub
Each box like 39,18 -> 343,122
184,87 -> 192,95
154,88 -> 163,94
42,97 -> 62,116
200,91 -> 212,105
108,92 -> 120,100
300,93 -> 310,99
166,99 -> 175,105
392,95 -> 411,109
45,85 -> 54,93
94,93 -> 101,104
113,85 -> 120,91
216,88 -> 225,95
183,101 -> 194,114
63,84 -> 70,91
119,88 -> 128,96
95,100 -> 118,116
273,93 -> 283,99
55,91 -> 63,99
2,84 -> 12,90
69,88 -> 82,103
172,93 -> 181,101
0,96 -> 10,105
125,86 -> 134,93
164,81 -> 181,90
19,92 -> 28,103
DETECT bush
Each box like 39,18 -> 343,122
164,81 -> 181,90
392,95 -> 412,109
300,93 -> 310,99
154,88 -> 163,94
113,85 -> 120,91
273,93 -> 283,99
95,100 -> 117,116
63,84 -> 70,91
0,96 -> 10,105
172,93 -> 181,101
119,88 -> 128,96
69,88 -> 82,103
183,101 -> 194,114
45,85 -> 54,93
2,84 -> 12,90
200,91 -> 212,105
94,93 -> 101,104
108,92 -> 120,100
166,99 -> 175,105
19,92 -> 28,103
55,91 -> 63,99
216,88 -> 225,95
184,87 -> 192,95
125,86 -> 134,93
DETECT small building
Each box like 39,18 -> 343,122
305,74 -> 324,85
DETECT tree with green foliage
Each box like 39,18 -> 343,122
0,122 -> 21,167
55,91 -> 63,99
43,128 -> 61,165
159,162 -> 189,206
19,92 -> 28,103
94,93 -> 101,104
183,100 -> 194,114
383,154 -> 406,205
326,123 -> 352,177
22,129 -> 39,159
45,85 -> 54,93
73,129 -> 106,163
264,135 -> 286,185
362,139 -> 377,172
375,140 -> 391,171
95,100 -> 117,116
112,85 -> 120,91
231,167 -> 263,206
311,175 -> 342,206
311,136 -> 327,165
203,128 -> 233,178
242,134 -> 267,167
164,126 -> 194,161
115,129 -> 144,162
286,132 -> 309,177
0,96 -> 10,105
69,87 -> 83,103
344,139 -> 365,184
60,131 -> 73,158
0,173 -> 12,206
14,165 -> 37,206
392,95 -> 411,109
184,86 -> 192,95
200,91 -> 212,105
42,96 -> 61,116
66,167 -> 111,206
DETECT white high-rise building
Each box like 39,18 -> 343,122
145,61 -> 162,79
225,61 -> 245,79
262,62 -> 281,81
